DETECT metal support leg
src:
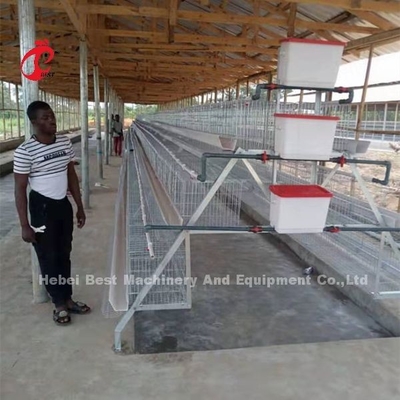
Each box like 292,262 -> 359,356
374,232 -> 386,298
272,160 -> 278,184
321,164 -> 340,188
185,232 -> 192,308
349,164 -> 400,258
310,163 -> 318,184
242,158 -> 270,200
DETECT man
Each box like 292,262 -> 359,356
14,101 -> 90,326
112,114 -> 124,157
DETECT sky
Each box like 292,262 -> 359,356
292,51 -> 400,103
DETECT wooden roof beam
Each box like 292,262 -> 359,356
349,10 -> 397,30
5,0 -> 397,13
90,29 -> 168,41
345,28 -> 400,52
287,3 -> 297,37
59,0 -> 107,69
59,0 -> 86,39
103,43 -> 278,54
179,10 -> 379,34
283,0 -> 400,13
97,52 -> 275,66
168,0 -> 178,43
0,19 -> 75,33
76,5 -> 381,34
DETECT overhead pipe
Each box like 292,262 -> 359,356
330,157 -> 391,186
145,224 -> 400,233
197,152 -> 391,186
252,83 -> 354,104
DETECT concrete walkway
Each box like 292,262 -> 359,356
0,142 -> 399,399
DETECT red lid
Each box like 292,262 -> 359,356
270,185 -> 333,198
274,113 -> 340,121
280,38 -> 346,47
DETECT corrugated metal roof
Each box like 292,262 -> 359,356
297,3 -> 344,21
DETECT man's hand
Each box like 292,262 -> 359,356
76,207 -> 86,229
21,225 -> 36,243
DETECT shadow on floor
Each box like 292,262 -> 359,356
134,233 -> 391,354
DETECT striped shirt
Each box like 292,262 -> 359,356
13,135 -> 75,200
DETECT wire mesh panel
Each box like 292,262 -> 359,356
135,123 -> 244,227
245,158 -> 400,297
140,100 -> 356,153
125,147 -> 189,309
136,101 -> 400,298
120,120 -> 251,311
141,100 -> 277,150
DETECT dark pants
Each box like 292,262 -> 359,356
29,190 -> 73,307
113,136 -> 123,156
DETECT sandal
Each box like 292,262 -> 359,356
53,310 -> 71,326
67,301 -> 91,315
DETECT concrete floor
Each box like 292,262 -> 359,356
1,141 -> 399,399
135,232 -> 391,353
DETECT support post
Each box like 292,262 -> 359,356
93,64 -> 103,180
104,78 -> 109,165
80,38 -> 90,208
16,84 -> 21,137
356,45 -> 374,141
109,87 -> 114,156
351,44 -> 374,198
383,102 -> 388,131
18,0 -> 48,304
299,89 -> 304,107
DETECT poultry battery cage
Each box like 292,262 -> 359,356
107,39 -> 400,353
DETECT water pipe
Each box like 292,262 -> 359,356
145,224 -> 400,233
197,152 -> 391,186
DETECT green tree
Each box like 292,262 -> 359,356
0,81 -> 17,112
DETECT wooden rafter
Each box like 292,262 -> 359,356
2,0 -> 399,12
349,10 -> 397,31
0,0 -> 399,103
287,3 -> 297,37
72,6 -> 381,34
280,0 -> 400,13
59,0 -> 86,38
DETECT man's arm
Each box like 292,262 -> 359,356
14,173 -> 36,243
67,162 -> 86,228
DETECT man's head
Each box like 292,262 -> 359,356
27,101 -> 57,136
111,114 -> 115,121
115,114 -> 120,122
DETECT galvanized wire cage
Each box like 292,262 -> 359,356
136,99 -> 400,300
110,100 -> 399,352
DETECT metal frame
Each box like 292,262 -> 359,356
114,137 -> 400,351
114,152 -> 239,352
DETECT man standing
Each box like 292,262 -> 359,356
112,114 -> 123,157
14,101 -> 90,326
